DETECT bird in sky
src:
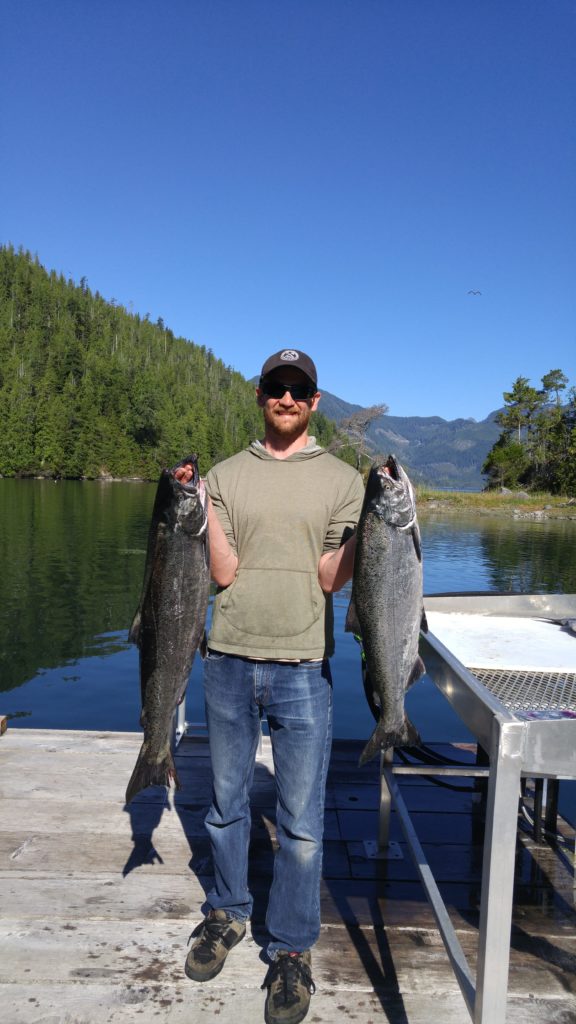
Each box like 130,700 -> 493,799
467,290 -> 482,295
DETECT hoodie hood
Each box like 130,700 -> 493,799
248,438 -> 325,461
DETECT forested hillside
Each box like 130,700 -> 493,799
0,247 -> 336,478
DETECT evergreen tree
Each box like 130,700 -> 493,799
0,246 -> 353,480
483,370 -> 575,495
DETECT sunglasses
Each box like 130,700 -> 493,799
260,380 -> 317,401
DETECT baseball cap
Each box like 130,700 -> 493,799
259,349 -> 318,388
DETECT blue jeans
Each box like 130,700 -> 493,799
202,651 -> 333,955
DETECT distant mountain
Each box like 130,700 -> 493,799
319,390 -> 501,490
251,379 -> 500,489
250,379 -> 500,489
315,391 -> 363,422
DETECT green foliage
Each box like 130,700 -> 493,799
541,369 -> 568,405
0,246 -> 348,479
310,409 -> 338,449
482,437 -> 530,489
497,376 -> 543,444
483,370 -> 576,495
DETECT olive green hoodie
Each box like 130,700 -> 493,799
206,439 -> 364,660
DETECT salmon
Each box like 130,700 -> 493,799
125,455 -> 210,803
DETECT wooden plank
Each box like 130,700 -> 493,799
0,823 -> 503,887
0,727 -> 143,751
0,767 -> 487,813
0,983 -> 485,1024
0,796 -> 208,837
2,982 -> 574,1024
0,756 -> 277,808
0,728 -> 209,763
0,728 -> 240,758
0,871 -> 206,921
2,870 -> 574,935
0,730 -> 475,774
0,829 -> 199,876
331,781 -> 482,813
327,740 -> 477,762
0,829 -> 229,877
0,830 -> 352,880
2,728 -> 575,1024
0,797 -> 340,841
337,807 -> 481,844
346,836 -> 576,893
1,920 -> 575,996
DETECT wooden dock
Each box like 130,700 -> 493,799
1,728 -> 575,1023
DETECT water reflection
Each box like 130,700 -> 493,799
0,482 -> 575,739
0,480 -> 155,696
421,513 -> 576,596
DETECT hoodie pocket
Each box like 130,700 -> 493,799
217,568 -> 324,638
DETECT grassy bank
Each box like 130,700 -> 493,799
416,487 -> 576,519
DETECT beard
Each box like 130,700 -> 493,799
262,401 -> 313,441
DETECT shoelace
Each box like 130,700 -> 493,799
262,955 -> 316,1005
188,917 -> 228,963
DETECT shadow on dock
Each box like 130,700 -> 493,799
122,797 -> 168,875
2,729 -> 576,1022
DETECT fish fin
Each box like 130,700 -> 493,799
125,745 -> 181,805
411,522 -> 423,562
345,597 -> 361,634
358,715 -> 421,766
420,608 -> 429,633
361,666 -> 381,722
407,655 -> 426,688
404,714 -> 421,747
128,609 -> 141,647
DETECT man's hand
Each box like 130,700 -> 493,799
173,463 -> 238,586
174,463 -> 195,483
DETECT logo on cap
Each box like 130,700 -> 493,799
280,350 -> 299,362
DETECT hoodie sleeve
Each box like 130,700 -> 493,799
323,471 -> 365,552
205,466 -> 238,556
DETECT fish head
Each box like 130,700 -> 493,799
175,478 -> 208,537
365,455 -> 417,528
165,455 -> 209,537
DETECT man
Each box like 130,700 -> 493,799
181,349 -> 364,1024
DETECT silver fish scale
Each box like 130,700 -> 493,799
355,521 -> 422,714
349,457 -> 425,762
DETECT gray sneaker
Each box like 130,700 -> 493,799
185,910 -> 246,982
261,950 -> 316,1024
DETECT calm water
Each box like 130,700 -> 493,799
1,480 -> 576,819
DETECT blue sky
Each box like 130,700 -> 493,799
1,1 -> 574,420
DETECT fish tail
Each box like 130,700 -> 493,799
359,714 -> 421,766
125,744 -> 181,805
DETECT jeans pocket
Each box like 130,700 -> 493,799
206,648 -> 227,661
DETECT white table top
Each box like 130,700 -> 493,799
425,612 -> 576,672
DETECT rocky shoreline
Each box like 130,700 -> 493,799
3,474 -> 576,521
419,497 -> 576,521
